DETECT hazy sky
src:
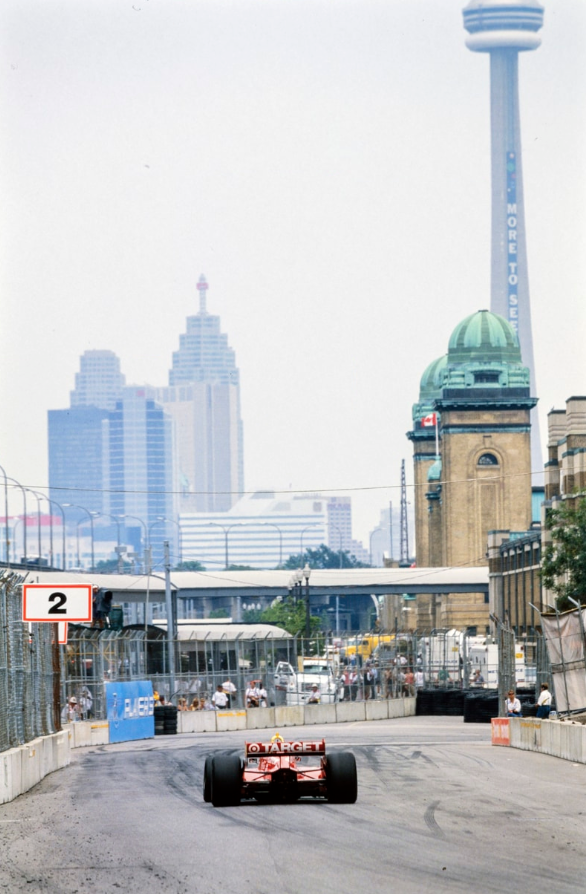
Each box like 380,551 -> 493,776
1,0 -> 584,547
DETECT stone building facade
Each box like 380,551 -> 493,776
407,310 -> 536,632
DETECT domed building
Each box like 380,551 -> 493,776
407,309 -> 537,630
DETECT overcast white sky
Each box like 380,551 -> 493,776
0,0 -> 584,547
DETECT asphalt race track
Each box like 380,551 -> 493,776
1,716 -> 585,893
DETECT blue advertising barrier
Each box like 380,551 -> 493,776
105,680 -> 155,743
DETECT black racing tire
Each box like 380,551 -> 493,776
211,754 -> 242,807
326,751 -> 357,804
203,755 -> 214,803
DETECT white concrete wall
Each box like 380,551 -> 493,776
506,717 -> 586,764
0,731 -> 70,806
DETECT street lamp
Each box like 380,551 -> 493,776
94,512 -> 124,572
209,522 -> 243,570
0,465 -> 10,562
7,478 -> 27,563
63,504 -> 95,571
303,563 -> 312,640
261,522 -> 283,567
300,524 -> 320,562
26,489 -> 43,564
44,495 -> 67,570
156,516 -> 183,566
121,514 -> 148,572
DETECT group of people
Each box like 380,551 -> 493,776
60,688 -> 93,723
506,684 -> 553,718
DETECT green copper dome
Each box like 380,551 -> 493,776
419,355 -> 447,398
447,310 -> 522,365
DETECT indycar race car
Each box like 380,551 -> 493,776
203,734 -> 357,807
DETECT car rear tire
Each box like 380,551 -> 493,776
211,754 -> 242,807
326,752 -> 357,804
203,755 -> 214,803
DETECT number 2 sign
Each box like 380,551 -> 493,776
22,584 -> 93,623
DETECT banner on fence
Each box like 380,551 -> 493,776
105,680 -> 155,743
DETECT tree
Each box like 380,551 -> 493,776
260,596 -> 321,638
95,558 -> 133,573
175,560 -> 206,571
281,543 -> 370,570
540,498 -> 586,611
209,608 -> 229,619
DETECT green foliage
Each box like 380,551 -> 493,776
209,608 -> 229,619
175,560 -> 206,571
540,498 -> 586,611
281,543 -> 370,570
95,558 -> 133,573
241,609 -> 263,623
227,564 -> 256,571
260,595 -> 321,638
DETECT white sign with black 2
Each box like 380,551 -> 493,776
22,584 -> 93,623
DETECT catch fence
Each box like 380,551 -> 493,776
0,572 -> 57,753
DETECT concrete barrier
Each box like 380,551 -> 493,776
366,700 -> 388,722
404,697 -> 416,717
336,702 -> 366,723
21,738 -> 43,794
388,699 -> 406,719
0,747 -> 22,805
274,706 -> 304,728
178,711 -> 217,733
304,704 -> 337,725
216,710 -> 247,732
500,716 -> 586,765
0,731 -> 71,805
246,707 -> 275,730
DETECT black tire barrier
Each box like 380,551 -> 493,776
415,689 -> 466,717
326,752 -> 358,804
463,691 -> 499,723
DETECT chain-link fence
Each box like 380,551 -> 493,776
0,573 -> 57,753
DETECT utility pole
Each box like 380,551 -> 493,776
164,541 -> 175,693
400,459 -> 409,566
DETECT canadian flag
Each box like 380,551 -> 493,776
421,413 -> 437,427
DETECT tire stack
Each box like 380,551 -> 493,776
154,704 -> 178,735
154,705 -> 165,735
415,689 -> 465,717
463,690 -> 500,723
163,704 -> 178,735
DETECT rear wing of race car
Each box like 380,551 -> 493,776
245,739 -> 326,756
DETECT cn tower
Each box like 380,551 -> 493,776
463,0 -> 544,472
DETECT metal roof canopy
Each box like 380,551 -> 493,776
21,567 -> 488,604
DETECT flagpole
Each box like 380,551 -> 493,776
435,417 -> 439,460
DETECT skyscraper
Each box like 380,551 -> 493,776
156,275 -> 244,513
49,350 -> 125,520
463,0 -> 544,471
104,387 -> 175,569
70,349 -> 125,411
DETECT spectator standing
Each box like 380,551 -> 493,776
364,663 -> 376,700
211,685 -> 228,711
258,682 -> 268,707
404,669 -> 415,697
61,696 -> 79,724
246,682 -> 260,708
222,677 -> 237,709
536,683 -> 553,718
79,687 -> 93,719
415,669 -> 424,690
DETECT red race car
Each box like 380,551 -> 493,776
203,734 -> 357,807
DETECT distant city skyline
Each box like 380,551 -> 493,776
1,1 -> 583,548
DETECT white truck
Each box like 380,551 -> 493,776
274,660 -> 340,705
